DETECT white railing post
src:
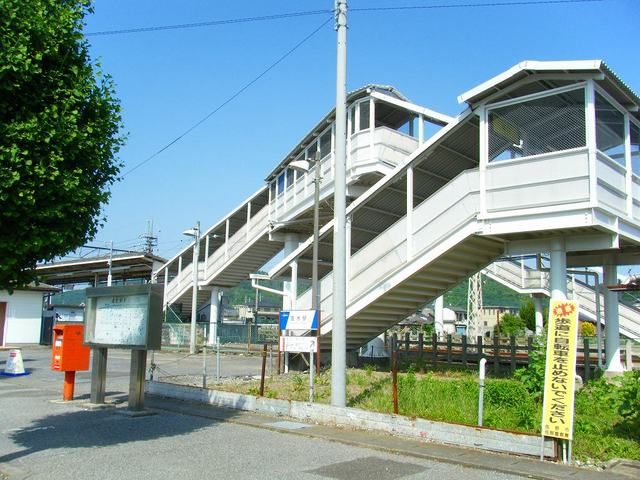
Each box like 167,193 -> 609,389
418,114 -> 424,145
478,106 -> 488,217
178,255 -> 183,285
204,234 -> 210,275
406,165 -> 414,259
624,113 -> 632,216
224,219 -> 230,261
369,97 -> 375,160
246,201 -> 252,241
586,80 -> 598,207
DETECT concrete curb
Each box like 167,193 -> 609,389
146,380 -> 555,458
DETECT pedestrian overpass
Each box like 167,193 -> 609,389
156,61 -> 640,373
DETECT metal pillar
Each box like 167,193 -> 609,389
90,347 -> 108,405
533,294 -> 544,335
331,0 -> 348,408
550,238 -> 567,300
434,296 -> 444,335
209,287 -> 221,346
603,261 -> 624,374
128,349 -> 147,411
189,221 -> 201,354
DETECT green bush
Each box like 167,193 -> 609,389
618,370 -> 640,437
513,336 -> 546,401
485,379 -> 537,430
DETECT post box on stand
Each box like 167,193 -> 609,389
51,323 -> 90,400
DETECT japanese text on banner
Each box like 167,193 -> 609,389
542,300 -> 579,441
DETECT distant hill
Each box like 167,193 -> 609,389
444,277 -> 527,310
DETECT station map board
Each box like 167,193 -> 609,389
84,284 -> 163,350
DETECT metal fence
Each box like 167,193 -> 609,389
161,323 -> 278,349
383,333 -> 638,383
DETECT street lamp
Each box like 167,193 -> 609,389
289,150 -> 321,373
183,221 -> 200,354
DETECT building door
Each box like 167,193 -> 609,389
0,302 -> 6,346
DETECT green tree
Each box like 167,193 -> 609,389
0,0 -> 124,289
519,297 -> 536,331
495,313 -> 526,337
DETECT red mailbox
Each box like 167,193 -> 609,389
51,324 -> 90,400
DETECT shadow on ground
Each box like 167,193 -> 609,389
0,398 -> 239,464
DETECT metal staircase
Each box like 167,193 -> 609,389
484,259 -> 640,339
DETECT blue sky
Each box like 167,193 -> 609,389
83,0 -> 640,259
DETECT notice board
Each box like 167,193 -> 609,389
84,284 -> 163,349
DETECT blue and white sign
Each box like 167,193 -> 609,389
279,310 -> 318,331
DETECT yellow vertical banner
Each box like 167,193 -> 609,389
541,299 -> 579,440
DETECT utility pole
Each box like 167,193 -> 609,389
312,150 -> 321,374
331,0 -> 348,408
183,222 -> 201,354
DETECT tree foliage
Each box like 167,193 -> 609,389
0,0 -> 124,289
494,313 -> 526,337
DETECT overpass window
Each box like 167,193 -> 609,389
359,101 -> 370,131
595,93 -> 625,166
319,130 -> 331,159
631,122 -> 640,176
488,88 -> 585,162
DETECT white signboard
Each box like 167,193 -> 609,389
280,336 -> 317,353
279,310 -> 318,331
93,294 -> 149,346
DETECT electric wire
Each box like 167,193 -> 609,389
351,0 -> 603,13
86,10 -> 332,36
121,16 -> 333,177
86,0 -> 604,37
117,0 -> 604,176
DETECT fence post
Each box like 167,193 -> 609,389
432,333 -> 438,367
259,343 -> 267,397
405,332 -> 410,353
462,335 -> 468,368
392,333 -> 398,367
583,337 -> 591,384
446,334 -> 452,365
493,335 -> 500,375
392,347 -> 399,415
510,335 -> 517,374
418,332 -> 424,365
477,335 -> 483,362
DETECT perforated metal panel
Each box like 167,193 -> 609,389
488,88 -> 586,162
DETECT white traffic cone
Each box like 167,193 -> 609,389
2,349 -> 28,376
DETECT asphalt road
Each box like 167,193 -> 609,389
0,346 -> 531,480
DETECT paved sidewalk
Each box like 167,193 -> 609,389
145,394 -> 629,480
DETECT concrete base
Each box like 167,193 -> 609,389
147,380 -> 556,458
117,408 -> 157,418
82,402 -> 117,410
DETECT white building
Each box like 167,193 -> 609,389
0,284 -> 58,345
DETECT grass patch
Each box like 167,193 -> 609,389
201,366 -> 639,462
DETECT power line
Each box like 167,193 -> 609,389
86,10 -> 332,37
351,0 -> 603,13
122,16 -> 332,177
86,1 -> 603,37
